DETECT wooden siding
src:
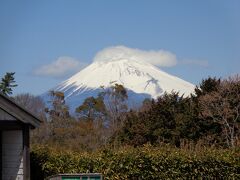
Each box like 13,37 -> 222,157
0,94 -> 41,180
2,130 -> 23,180
0,108 -> 16,121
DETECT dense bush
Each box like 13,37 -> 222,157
31,145 -> 240,179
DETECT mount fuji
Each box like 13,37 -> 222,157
43,58 -> 195,110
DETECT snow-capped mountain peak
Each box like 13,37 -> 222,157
47,58 -> 195,110
58,59 -> 194,98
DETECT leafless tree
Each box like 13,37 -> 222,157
14,93 -> 46,118
199,75 -> 240,147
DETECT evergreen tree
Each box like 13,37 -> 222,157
0,72 -> 17,95
193,77 -> 223,145
75,96 -> 107,121
194,77 -> 220,97
114,92 -> 198,147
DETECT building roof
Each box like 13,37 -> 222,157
0,93 -> 42,128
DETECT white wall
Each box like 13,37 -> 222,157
2,130 -> 23,180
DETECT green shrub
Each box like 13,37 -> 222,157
31,145 -> 240,179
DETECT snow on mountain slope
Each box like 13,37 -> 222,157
47,58 -> 195,110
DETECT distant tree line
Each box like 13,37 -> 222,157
31,75 -> 240,150
2,72 -> 239,150
113,76 -> 240,148
27,83 -> 129,151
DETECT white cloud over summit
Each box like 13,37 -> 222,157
93,46 -> 177,67
33,56 -> 85,78
33,46 -> 208,79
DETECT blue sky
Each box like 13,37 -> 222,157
0,0 -> 239,95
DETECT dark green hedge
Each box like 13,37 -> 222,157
31,145 -> 240,179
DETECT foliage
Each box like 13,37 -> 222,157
112,76 -> 240,148
113,92 -> 198,147
199,75 -> 240,147
31,75 -> 240,152
75,96 -> 106,121
28,75 -> 240,179
31,145 -> 240,180
0,72 -> 17,95
194,76 -> 221,97
31,91 -> 107,151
